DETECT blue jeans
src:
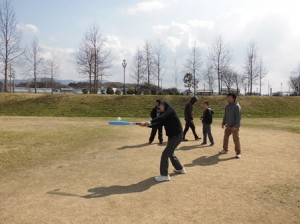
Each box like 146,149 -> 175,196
160,132 -> 183,176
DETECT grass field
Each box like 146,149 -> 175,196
0,116 -> 299,223
1,93 -> 300,118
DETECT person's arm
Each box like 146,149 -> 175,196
150,107 -> 156,119
149,107 -> 174,127
222,107 -> 226,128
234,104 -> 241,128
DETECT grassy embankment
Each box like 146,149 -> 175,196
1,93 -> 300,118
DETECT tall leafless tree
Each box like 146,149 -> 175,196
244,42 -> 260,95
222,67 -> 236,92
208,35 -> 231,95
154,40 -> 165,93
130,47 -> 145,90
142,40 -> 155,87
44,56 -> 59,94
289,62 -> 300,95
0,0 -> 23,92
256,55 -> 267,96
24,38 -> 44,93
204,63 -> 215,92
185,42 -> 201,95
174,59 -> 178,89
76,22 -> 112,94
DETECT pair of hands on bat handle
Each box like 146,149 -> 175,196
139,121 -> 151,127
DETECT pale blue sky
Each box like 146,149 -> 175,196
11,0 -> 300,93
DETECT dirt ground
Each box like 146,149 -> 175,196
0,117 -> 299,224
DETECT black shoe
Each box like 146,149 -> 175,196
148,140 -> 153,144
182,138 -> 189,142
201,142 -> 207,145
209,143 -> 214,146
195,136 -> 201,141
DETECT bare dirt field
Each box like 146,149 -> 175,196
0,117 -> 299,224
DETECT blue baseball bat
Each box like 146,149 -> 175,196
108,121 -> 141,125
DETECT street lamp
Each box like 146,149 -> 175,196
122,59 -> 127,95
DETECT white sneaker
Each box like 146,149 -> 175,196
236,154 -> 241,159
219,149 -> 228,155
154,175 -> 171,182
174,168 -> 186,174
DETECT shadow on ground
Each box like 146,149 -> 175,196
117,143 -> 150,150
47,177 -> 160,199
185,153 -> 236,167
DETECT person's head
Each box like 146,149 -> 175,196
190,96 -> 198,105
158,100 -> 169,112
155,99 -> 161,106
227,93 -> 237,104
203,101 -> 209,109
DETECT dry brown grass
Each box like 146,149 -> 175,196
0,117 -> 299,224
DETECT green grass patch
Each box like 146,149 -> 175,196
1,93 -> 300,118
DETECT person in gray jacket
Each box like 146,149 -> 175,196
219,93 -> 242,158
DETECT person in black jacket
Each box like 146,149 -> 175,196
183,96 -> 201,141
201,101 -> 214,146
149,99 -> 163,144
139,100 -> 186,182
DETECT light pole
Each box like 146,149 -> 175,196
122,59 -> 127,95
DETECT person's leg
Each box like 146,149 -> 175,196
183,120 -> 190,140
190,121 -> 199,139
158,125 -> 163,143
207,124 -> 214,144
149,127 -> 157,143
232,128 -> 241,155
222,126 -> 232,150
168,133 -> 184,170
160,133 -> 183,175
202,124 -> 207,144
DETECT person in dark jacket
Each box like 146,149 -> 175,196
149,99 -> 163,144
201,101 -> 214,146
139,100 -> 186,182
183,96 -> 201,141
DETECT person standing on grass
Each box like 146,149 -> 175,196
139,100 -> 186,182
201,101 -> 214,146
148,99 -> 163,144
183,96 -> 201,141
219,93 -> 242,158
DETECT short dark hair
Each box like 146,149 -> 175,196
156,99 -> 161,103
227,92 -> 237,100
204,101 -> 209,105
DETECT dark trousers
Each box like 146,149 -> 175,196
149,126 -> 163,142
160,132 -> 183,176
183,120 -> 198,138
202,123 -> 214,144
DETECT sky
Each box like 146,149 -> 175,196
11,0 -> 300,94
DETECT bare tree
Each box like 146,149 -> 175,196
256,55 -> 267,96
154,40 -> 165,93
0,0 -> 23,92
174,59 -> 178,88
208,35 -> 231,95
244,42 -> 260,95
44,56 -> 59,94
76,22 -> 112,94
222,67 -> 236,91
289,62 -> 300,95
142,40 -> 155,87
232,72 -> 244,95
183,72 -> 193,93
24,38 -> 44,93
130,47 -> 145,90
204,63 -> 215,92
185,42 -> 201,95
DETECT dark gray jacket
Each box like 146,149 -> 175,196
222,102 -> 242,128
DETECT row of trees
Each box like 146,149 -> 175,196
0,0 -> 59,93
1,0 -> 299,96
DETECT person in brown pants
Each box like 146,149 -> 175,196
219,93 -> 242,158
